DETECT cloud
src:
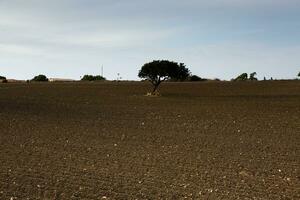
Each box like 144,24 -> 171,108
0,43 -> 44,56
48,28 -> 179,48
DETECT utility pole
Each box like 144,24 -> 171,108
101,65 -> 103,77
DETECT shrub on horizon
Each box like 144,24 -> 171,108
0,76 -> 7,83
234,73 -> 248,81
31,74 -> 49,82
189,75 -> 207,82
249,72 -> 258,81
81,75 -> 106,81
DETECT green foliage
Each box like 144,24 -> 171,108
31,74 -> 49,82
138,60 -> 179,81
81,75 -> 106,81
189,75 -> 207,82
175,63 -> 190,81
249,72 -> 258,81
298,72 -> 300,77
234,73 -> 248,81
138,60 -> 190,94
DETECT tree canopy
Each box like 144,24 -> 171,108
173,63 -> 190,81
138,60 -> 190,94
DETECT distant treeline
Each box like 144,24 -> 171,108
1,61 -> 299,84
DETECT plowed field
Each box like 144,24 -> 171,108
0,81 -> 299,199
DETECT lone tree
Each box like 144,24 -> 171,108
31,74 -> 48,82
298,71 -> 300,78
138,60 -> 190,95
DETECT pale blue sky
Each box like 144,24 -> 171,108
0,0 -> 299,80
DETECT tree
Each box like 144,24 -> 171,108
138,60 -> 190,95
81,75 -> 106,81
249,72 -> 258,81
31,75 -> 48,82
298,72 -> 300,78
234,73 -> 248,81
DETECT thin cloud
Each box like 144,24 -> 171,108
0,43 -> 44,56
0,0 -> 299,80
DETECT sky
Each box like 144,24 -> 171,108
0,0 -> 300,80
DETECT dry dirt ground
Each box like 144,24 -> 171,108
0,81 -> 299,199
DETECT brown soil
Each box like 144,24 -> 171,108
0,81 -> 299,199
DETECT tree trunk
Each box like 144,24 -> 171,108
152,83 -> 159,94
150,78 -> 161,95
